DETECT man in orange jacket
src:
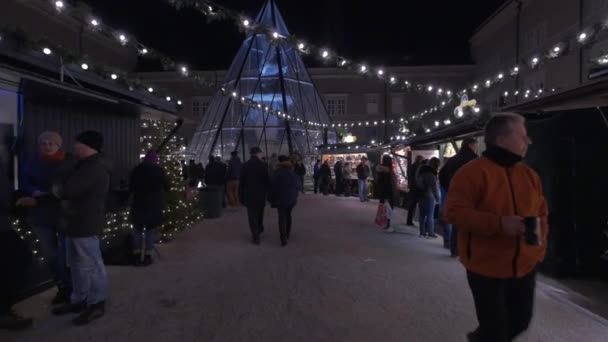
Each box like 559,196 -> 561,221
444,113 -> 548,342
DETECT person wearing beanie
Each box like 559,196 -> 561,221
18,131 -> 76,306
51,130 -> 111,326
239,146 -> 270,245
129,150 -> 170,266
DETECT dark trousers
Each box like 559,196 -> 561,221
277,207 -> 293,241
406,192 -> 419,225
335,176 -> 343,195
247,206 -> 265,238
467,270 -> 536,342
0,230 -> 31,313
313,176 -> 319,194
450,226 -> 459,256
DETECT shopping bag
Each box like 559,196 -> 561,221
375,203 -> 388,227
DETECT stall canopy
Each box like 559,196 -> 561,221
503,78 -> 608,113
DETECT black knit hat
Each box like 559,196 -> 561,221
250,146 -> 262,155
76,130 -> 104,152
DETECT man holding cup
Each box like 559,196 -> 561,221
444,113 -> 548,342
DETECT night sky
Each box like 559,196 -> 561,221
88,0 -> 507,70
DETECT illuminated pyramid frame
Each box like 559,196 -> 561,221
187,0 -> 337,160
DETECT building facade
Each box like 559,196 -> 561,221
138,64 -> 475,146
469,0 -> 608,111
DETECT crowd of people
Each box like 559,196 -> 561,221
1,113 -> 549,342
2,130 -> 111,329
371,113 -> 547,342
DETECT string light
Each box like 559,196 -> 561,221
91,18 -> 99,26
242,19 -> 250,27
166,96 -> 172,101
110,73 -> 118,80
55,1 -> 64,10
81,63 -> 89,70
321,50 -> 329,59
148,87 -> 154,93
43,47 -> 52,55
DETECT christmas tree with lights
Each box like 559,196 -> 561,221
137,119 -> 203,242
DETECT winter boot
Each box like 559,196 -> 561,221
72,301 -> 105,326
52,287 -> 71,305
52,301 -> 87,316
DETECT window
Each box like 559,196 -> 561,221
192,101 -> 200,118
522,22 -> 547,54
326,95 -> 347,116
391,94 -> 403,114
192,97 -> 211,119
366,94 -> 379,115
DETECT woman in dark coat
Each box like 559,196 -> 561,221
20,131 -> 75,305
129,150 -> 170,266
376,154 -> 398,232
269,156 -> 299,246
319,160 -> 331,195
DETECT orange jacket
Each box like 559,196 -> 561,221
444,156 -> 548,279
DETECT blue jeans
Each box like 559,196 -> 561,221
33,225 -> 71,290
440,187 -> 452,245
66,236 -> 107,305
358,179 -> 368,201
419,196 -> 436,235
132,225 -> 155,254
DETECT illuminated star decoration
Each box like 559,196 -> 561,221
454,94 -> 478,117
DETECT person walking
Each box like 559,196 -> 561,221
334,159 -> 344,196
439,137 -> 479,256
294,160 -> 306,194
20,131 -> 75,305
226,151 -> 242,208
239,147 -> 270,245
0,161 -> 33,331
417,157 -> 441,238
406,155 -> 424,226
376,155 -> 398,232
51,131 -> 111,326
313,159 -> 321,194
319,160 -> 331,196
269,156 -> 299,246
129,150 -> 170,266
356,157 -> 371,202
444,113 -> 548,342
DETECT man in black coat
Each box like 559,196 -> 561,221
51,131 -> 111,326
438,137 -> 479,257
406,155 -> 424,226
334,160 -> 344,196
239,147 -> 270,245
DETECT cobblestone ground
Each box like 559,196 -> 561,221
3,195 -> 608,342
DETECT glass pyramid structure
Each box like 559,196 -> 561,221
187,0 -> 337,161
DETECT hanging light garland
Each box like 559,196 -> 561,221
168,0 -> 608,133
23,0 -> 608,140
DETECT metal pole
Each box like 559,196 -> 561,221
272,2 -> 293,155
208,35 -> 257,158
